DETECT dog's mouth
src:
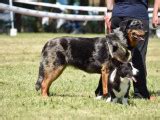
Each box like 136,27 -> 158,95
128,76 -> 137,82
131,30 -> 145,41
131,77 -> 137,82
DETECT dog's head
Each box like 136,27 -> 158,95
110,62 -> 138,83
117,62 -> 138,82
119,19 -> 146,49
107,39 -> 131,62
108,19 -> 145,62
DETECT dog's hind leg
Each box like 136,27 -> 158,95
35,60 -> 66,97
41,66 -> 65,96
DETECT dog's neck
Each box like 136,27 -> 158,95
113,28 -> 128,48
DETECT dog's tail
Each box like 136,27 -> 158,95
35,62 -> 44,91
35,79 -> 42,91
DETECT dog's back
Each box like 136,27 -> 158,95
41,36 -> 109,73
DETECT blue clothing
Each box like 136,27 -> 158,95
57,0 -> 68,5
112,0 -> 149,20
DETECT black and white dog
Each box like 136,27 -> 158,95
106,62 -> 138,105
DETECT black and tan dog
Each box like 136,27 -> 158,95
35,19 -> 145,97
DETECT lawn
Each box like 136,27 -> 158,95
0,33 -> 160,120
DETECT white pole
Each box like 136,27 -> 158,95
0,3 -> 104,21
9,0 -> 17,36
9,0 -> 14,28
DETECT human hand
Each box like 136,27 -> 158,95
152,15 -> 159,28
104,12 -> 112,34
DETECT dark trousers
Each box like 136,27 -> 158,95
95,16 -> 150,99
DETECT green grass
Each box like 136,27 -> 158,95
0,33 -> 160,120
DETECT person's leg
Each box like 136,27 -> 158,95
132,19 -> 150,99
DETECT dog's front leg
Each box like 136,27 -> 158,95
101,64 -> 109,97
122,98 -> 128,105
112,98 -> 118,103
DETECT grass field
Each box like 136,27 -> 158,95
0,33 -> 160,120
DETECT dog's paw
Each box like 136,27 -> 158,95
122,98 -> 128,105
95,95 -> 103,100
106,97 -> 111,102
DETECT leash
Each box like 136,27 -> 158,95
106,41 -> 114,58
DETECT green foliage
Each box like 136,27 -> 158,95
0,33 -> 160,120
149,0 -> 154,5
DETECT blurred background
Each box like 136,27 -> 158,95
0,0 -> 159,37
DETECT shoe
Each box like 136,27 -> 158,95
149,96 -> 156,101
134,93 -> 156,100
134,93 -> 144,99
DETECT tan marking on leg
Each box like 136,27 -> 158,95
101,64 -> 109,97
41,66 -> 65,97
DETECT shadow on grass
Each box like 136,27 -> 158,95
150,90 -> 160,96
0,81 -> 9,86
49,93 -> 93,98
49,90 -> 160,100
130,89 -> 160,98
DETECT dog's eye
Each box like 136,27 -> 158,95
131,21 -> 137,26
113,45 -> 118,52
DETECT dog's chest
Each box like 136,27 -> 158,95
113,78 -> 129,98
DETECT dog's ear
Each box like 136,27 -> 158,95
113,28 -> 128,47
107,40 -> 131,62
107,41 -> 119,58
107,41 -> 114,58
119,19 -> 133,32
